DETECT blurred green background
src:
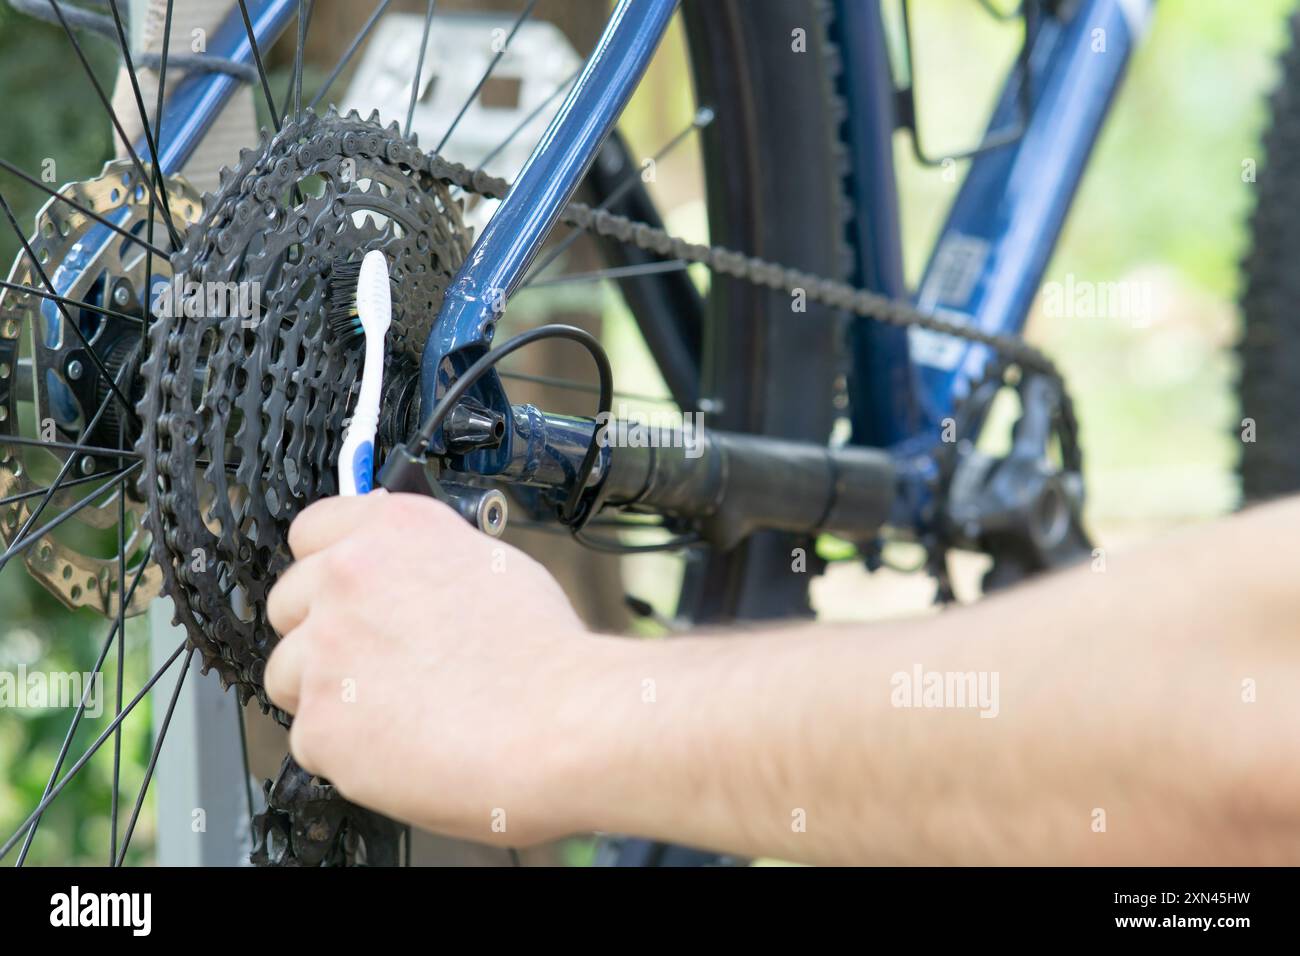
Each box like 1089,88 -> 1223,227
1,0 -> 1295,863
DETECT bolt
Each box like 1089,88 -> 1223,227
477,490 -> 508,537
79,455 -> 95,476
113,284 -> 131,307
66,359 -> 83,381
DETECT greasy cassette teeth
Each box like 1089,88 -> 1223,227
138,111 -> 471,719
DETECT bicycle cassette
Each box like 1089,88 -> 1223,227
136,109 -> 471,716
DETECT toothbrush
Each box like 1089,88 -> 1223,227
335,250 -> 392,495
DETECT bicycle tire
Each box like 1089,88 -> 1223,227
1239,7 -> 1300,501
612,0 -> 858,867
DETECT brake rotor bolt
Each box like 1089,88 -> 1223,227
113,284 -> 131,307
79,455 -> 95,475
66,359 -> 83,381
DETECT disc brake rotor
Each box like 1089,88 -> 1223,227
0,159 -> 200,616
137,109 -> 471,716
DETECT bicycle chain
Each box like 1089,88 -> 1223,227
431,150 -> 1083,471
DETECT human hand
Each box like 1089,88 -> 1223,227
264,491 -> 622,847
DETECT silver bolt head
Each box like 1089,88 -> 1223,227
477,490 -> 508,537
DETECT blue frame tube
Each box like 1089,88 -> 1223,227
841,0 -> 1149,527
906,0 -> 1147,432
420,0 -> 677,463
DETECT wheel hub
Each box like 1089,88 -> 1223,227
0,159 -> 200,615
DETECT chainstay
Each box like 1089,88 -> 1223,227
422,152 -> 1081,453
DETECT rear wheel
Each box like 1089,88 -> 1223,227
680,0 -> 852,626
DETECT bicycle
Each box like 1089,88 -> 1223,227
0,0 -> 1279,866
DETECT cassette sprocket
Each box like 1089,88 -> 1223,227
136,109 -> 471,716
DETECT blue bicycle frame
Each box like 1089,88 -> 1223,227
61,0 -> 1150,539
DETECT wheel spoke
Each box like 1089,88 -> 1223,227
104,0 -> 177,236
523,258 -> 690,288
281,0 -> 315,125
0,466 -> 131,507
522,108 -> 714,287
435,0 -> 539,154
306,0 -> 394,113
237,0 -> 283,132
109,421 -> 127,863
0,462 -> 141,572
477,65 -> 580,170
144,0 -> 176,348
405,0 -> 438,139
13,557 -> 152,865
0,433 -> 142,459
0,382 -> 130,580
0,354 -> 138,579
114,648 -> 196,866
235,697 -> 256,826
0,639 -> 189,863
0,277 -> 144,328
45,0 -> 183,249
0,158 -> 171,260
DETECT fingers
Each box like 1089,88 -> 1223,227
287,490 -> 471,559
288,713 -> 324,776
264,626 -> 311,716
287,491 -> 390,559
266,551 -> 327,636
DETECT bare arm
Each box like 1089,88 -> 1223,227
265,492 -> 1300,864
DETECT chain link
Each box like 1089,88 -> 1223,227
422,152 -> 1082,457
426,157 -> 1059,374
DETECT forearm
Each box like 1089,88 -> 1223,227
568,500 -> 1300,864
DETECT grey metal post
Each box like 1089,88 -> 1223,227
149,599 -> 254,866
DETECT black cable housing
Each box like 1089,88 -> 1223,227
411,323 -> 614,530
